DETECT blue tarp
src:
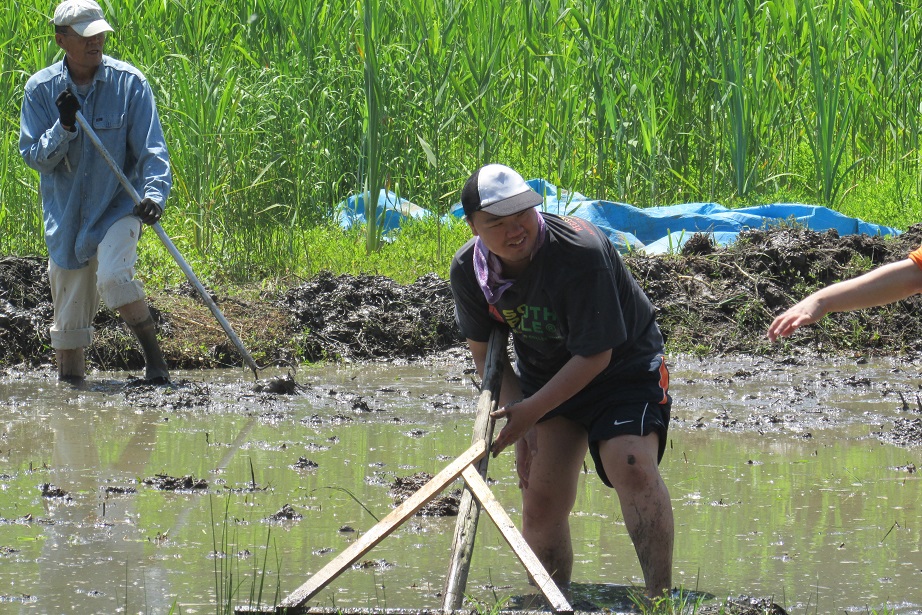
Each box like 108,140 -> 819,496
338,190 -> 430,234
341,180 -> 902,253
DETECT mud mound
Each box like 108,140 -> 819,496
1,225 -> 921,370
629,224 -> 922,354
282,271 -> 458,361
0,257 -> 52,366
0,255 -> 169,370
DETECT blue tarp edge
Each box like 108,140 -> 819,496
339,180 -> 901,254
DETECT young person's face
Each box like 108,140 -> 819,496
467,207 -> 540,275
55,27 -> 107,76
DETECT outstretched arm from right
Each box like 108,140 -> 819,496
767,258 -> 922,341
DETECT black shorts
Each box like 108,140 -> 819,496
538,354 -> 672,488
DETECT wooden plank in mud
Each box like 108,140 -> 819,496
276,440 -> 487,611
461,465 -> 572,614
239,608 -> 593,615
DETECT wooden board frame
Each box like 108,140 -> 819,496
273,329 -> 572,615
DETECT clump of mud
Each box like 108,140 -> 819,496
3,225 -> 922,371
290,457 -> 319,470
264,504 -> 303,523
142,474 -> 208,491
698,595 -> 788,615
389,472 -> 461,516
39,483 -> 70,499
123,378 -> 214,410
253,373 -> 301,394
877,417 -> 922,448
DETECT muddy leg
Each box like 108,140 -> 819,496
599,433 -> 673,599
117,300 -> 169,382
519,417 -> 588,585
56,348 -> 86,381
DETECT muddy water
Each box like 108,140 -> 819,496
1,355 -> 920,614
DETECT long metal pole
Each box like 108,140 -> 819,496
74,111 -> 260,378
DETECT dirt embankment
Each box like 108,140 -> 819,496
2,224 -> 922,371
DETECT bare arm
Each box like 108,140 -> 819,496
488,349 -> 611,456
767,258 -> 922,342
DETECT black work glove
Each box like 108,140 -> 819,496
55,89 -> 80,131
134,198 -> 163,225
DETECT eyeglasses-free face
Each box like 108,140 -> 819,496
466,208 -> 542,278
55,27 -> 107,81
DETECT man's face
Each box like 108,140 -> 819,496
467,207 -> 540,275
55,27 -> 106,74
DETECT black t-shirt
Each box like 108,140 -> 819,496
451,213 -> 664,401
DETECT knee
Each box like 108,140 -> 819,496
604,448 -> 662,494
97,269 -> 145,309
522,487 -> 573,527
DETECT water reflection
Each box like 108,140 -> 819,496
0,356 -> 920,614
16,383 -> 171,612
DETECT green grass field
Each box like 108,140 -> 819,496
2,0 -> 920,286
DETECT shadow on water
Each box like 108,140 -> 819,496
0,354 -> 920,614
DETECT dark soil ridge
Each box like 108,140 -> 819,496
2,224 -> 922,371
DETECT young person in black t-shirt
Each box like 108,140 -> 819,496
450,164 -> 674,600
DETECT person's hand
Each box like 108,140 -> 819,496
55,89 -> 80,131
490,398 -> 542,458
766,297 -> 825,342
134,198 -> 163,225
514,427 -> 538,489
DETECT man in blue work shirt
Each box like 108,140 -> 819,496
20,0 -> 171,382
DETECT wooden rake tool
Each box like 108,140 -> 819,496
269,328 -> 572,615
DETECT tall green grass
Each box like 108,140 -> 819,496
2,0 -> 921,281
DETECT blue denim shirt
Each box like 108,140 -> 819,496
20,56 -> 171,270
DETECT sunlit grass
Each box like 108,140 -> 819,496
138,214 -> 472,289
2,0 -> 920,282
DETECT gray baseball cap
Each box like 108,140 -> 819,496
51,0 -> 114,37
461,164 -> 543,218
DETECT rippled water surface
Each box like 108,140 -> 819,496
0,354 -> 920,614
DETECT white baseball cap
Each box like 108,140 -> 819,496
51,0 -> 114,37
461,164 -> 543,217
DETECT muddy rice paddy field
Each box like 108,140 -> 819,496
1,226 -> 921,614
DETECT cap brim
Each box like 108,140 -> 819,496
70,19 -> 113,37
479,190 -> 543,217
